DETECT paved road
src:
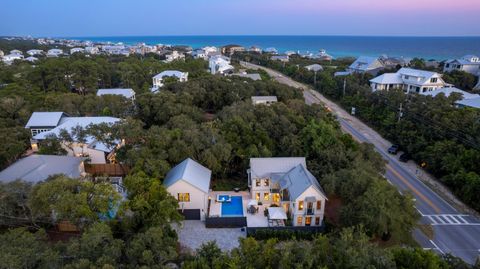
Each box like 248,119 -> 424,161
241,61 -> 480,264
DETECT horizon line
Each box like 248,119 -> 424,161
3,34 -> 480,39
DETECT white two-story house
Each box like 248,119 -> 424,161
444,55 -> 480,76
151,70 -> 189,92
248,157 -> 327,227
25,112 -> 121,164
370,68 -> 451,93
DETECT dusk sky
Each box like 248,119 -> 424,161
1,0 -> 480,37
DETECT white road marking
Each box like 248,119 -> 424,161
429,240 -> 445,255
424,214 -> 480,226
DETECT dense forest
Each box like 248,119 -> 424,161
235,52 -> 480,212
0,41 -> 478,268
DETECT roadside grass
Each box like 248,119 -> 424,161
418,224 -> 435,240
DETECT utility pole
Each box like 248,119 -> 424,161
398,103 -> 403,122
343,77 -> 346,97
314,71 -> 317,86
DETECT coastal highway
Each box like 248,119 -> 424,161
240,61 -> 480,264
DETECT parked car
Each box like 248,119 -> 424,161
399,153 -> 410,162
388,144 -> 399,154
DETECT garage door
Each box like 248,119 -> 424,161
179,209 -> 201,220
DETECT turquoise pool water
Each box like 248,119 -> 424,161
221,196 -> 243,216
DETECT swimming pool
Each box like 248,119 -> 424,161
221,196 -> 243,217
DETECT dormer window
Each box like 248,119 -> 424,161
431,78 -> 438,83
256,179 -> 261,187
264,179 -> 269,186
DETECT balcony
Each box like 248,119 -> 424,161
306,209 -> 314,215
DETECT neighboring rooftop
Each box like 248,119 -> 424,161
163,158 -> 211,193
25,112 -> 67,128
421,87 -> 479,100
232,73 -> 262,81
251,96 -> 278,103
153,70 -> 188,79
0,155 -> 84,184
97,88 -> 135,99
456,97 -> 480,109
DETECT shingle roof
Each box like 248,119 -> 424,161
25,112 -> 67,128
0,155 -> 84,184
97,88 -> 135,99
163,158 -> 211,193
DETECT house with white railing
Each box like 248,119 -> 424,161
370,68 -> 451,93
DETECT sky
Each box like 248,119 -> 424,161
1,0 -> 480,37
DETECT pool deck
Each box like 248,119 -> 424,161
208,191 -> 269,227
209,191 -> 249,218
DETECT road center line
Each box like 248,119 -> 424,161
387,164 -> 441,214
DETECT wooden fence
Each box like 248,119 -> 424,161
85,163 -> 130,176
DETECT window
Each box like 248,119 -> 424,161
431,78 -> 438,83
177,193 -> 190,202
297,216 -> 303,225
305,216 -> 312,226
315,217 -> 320,225
273,193 -> 280,203
264,179 -> 269,187
264,192 -> 270,201
255,179 -> 261,187
404,75 -> 410,80
316,201 -> 322,210
255,192 -> 260,201
298,201 -> 304,210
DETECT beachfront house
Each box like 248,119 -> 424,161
151,70 -> 189,92
251,96 -> 278,106
444,55 -> 480,76
10,49 -> 23,55
247,157 -> 327,227
163,158 -> 212,220
0,155 -> 85,184
209,55 -> 234,75
370,68 -> 451,93
25,112 -> 121,164
97,88 -> 136,101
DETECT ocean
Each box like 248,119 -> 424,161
70,36 -> 480,60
